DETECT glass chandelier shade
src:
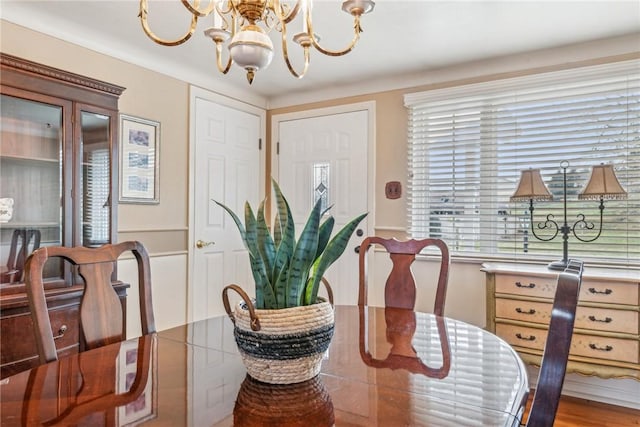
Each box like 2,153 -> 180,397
139,0 -> 375,84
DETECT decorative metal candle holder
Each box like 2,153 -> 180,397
511,161 -> 627,270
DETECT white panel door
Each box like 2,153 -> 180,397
191,94 -> 262,322
276,108 -> 371,305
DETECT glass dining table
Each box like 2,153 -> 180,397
1,305 -> 529,426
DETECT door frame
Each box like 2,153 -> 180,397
270,101 -> 376,237
187,85 -> 266,322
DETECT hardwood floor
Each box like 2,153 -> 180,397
523,394 -> 640,426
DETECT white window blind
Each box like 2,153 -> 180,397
405,60 -> 640,266
83,148 -> 110,246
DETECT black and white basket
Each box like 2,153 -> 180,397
223,284 -> 334,384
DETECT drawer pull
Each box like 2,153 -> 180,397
53,325 -> 68,340
588,287 -> 612,295
588,315 -> 612,323
589,343 -> 613,352
515,333 -> 536,341
515,281 -> 535,289
515,308 -> 536,315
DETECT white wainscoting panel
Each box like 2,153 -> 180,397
118,252 -> 188,337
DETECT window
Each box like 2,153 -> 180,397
405,60 -> 640,266
83,148 -> 110,246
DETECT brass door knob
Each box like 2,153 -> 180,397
196,240 -> 215,249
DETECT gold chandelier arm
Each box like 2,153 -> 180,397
139,0 -> 199,46
273,0 -> 310,78
214,41 -> 234,74
280,0 -> 301,24
181,0 -> 217,17
282,40 -> 310,79
309,15 -> 362,57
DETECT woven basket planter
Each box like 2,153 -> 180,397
223,284 -> 335,384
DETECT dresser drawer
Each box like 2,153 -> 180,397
496,299 -> 639,334
496,323 -> 548,351
495,274 -> 557,299
575,306 -> 639,335
48,305 -> 80,351
496,274 -> 638,306
580,279 -> 639,305
571,334 -> 639,364
496,323 -> 640,364
0,306 -> 79,365
496,298 -> 552,324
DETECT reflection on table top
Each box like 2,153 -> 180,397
1,305 -> 529,426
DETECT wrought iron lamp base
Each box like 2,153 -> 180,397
548,259 -> 572,271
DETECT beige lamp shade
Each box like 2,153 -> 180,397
510,169 -> 553,202
579,164 -> 628,200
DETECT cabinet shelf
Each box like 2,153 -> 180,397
1,154 -> 59,165
1,222 -> 61,228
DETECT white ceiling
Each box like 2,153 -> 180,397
2,1 -> 639,108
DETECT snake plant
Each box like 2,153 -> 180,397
214,179 -> 367,309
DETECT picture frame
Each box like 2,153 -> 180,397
119,114 -> 160,204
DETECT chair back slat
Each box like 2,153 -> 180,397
24,241 -> 156,364
526,259 -> 584,427
358,236 -> 450,316
78,262 -> 124,348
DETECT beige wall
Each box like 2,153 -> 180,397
1,21 -> 189,255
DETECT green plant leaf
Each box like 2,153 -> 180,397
244,203 -> 276,308
256,200 -> 275,280
273,262 -> 289,309
304,212 -> 368,305
249,254 -> 275,308
286,197 -> 322,307
214,199 -> 275,309
273,209 -> 282,247
213,200 -> 250,253
272,179 -> 296,307
315,216 -> 335,260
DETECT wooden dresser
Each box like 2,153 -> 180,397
482,262 -> 639,380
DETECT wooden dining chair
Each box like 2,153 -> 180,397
24,241 -> 156,364
525,259 -> 584,427
358,237 -> 450,316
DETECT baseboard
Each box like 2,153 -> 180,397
527,366 -> 640,410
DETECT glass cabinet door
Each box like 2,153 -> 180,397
0,94 -> 64,283
79,110 -> 113,248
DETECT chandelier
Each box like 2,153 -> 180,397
139,0 -> 375,84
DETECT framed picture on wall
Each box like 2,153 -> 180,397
119,114 -> 160,204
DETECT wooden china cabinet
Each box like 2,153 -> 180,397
0,53 -> 127,378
